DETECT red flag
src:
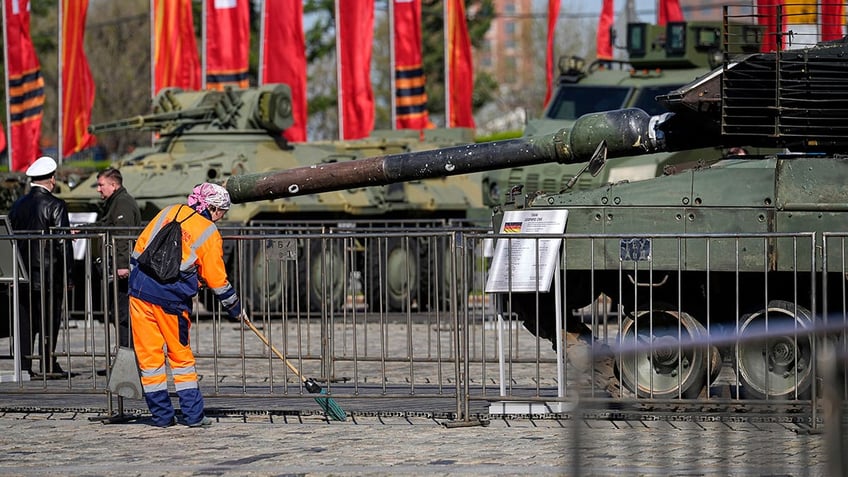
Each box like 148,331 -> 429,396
3,0 -> 45,172
262,0 -> 308,142
447,0 -> 474,128
153,0 -> 201,93
596,0 -> 614,61
544,0 -> 561,107
393,0 -> 430,130
206,0 -> 250,91
658,0 -> 684,25
61,0 -> 96,157
337,0 -> 375,140
0,124 -> 6,154
821,0 -> 844,41
756,0 -> 784,52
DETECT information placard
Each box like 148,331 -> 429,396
484,209 -> 567,293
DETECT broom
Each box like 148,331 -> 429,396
241,313 -> 346,421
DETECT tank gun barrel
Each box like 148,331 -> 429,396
224,108 -> 666,204
87,107 -> 215,134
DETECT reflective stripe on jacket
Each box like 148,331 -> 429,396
128,204 -> 234,314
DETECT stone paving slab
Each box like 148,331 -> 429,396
0,410 -> 832,476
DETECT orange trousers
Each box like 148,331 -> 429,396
130,296 -> 205,425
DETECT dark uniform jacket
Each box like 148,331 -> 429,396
93,186 -> 141,270
9,185 -> 73,290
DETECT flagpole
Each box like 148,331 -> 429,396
202,0 -> 207,90
150,0 -> 154,98
258,0 -> 267,86
335,0 -> 344,140
388,0 -> 396,129
2,1 -> 12,168
443,0 -> 450,128
58,0 -> 64,165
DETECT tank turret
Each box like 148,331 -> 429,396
481,19 -> 767,209
87,83 -> 294,135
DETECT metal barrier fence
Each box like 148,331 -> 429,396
0,227 -> 845,419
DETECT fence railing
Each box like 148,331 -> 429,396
0,226 -> 844,421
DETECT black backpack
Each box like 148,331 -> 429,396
136,205 -> 196,283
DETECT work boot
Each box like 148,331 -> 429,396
187,417 -> 213,428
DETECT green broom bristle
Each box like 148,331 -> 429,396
315,393 -> 347,421
305,378 -> 346,421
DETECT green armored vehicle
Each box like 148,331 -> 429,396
483,12 -> 848,400
481,20 -> 762,207
62,84 -> 484,312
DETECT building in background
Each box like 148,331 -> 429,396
477,0 -> 536,90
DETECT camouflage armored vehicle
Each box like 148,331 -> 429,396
61,84 -> 485,312
481,20 -> 763,208
482,10 -> 848,400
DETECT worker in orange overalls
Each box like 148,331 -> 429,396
128,183 -> 242,428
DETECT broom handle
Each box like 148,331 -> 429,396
242,315 -> 308,384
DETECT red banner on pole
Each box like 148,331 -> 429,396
262,0 -> 307,142
393,0 -> 430,130
4,0 -> 45,172
756,0 -> 784,52
337,0 -> 375,140
544,0 -> 561,107
153,0 -> 201,93
206,0 -> 250,91
821,0 -> 844,41
596,0 -> 614,61
62,0 -> 96,157
447,0 -> 474,128
658,0 -> 684,25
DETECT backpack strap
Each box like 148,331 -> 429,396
173,204 -> 198,224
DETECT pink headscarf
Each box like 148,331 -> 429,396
187,183 -> 231,213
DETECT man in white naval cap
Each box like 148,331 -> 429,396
9,156 -> 75,378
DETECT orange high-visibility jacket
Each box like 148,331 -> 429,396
128,204 -> 239,316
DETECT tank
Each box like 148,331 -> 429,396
481,10 -> 848,399
480,20 -> 765,208
60,83 -> 486,312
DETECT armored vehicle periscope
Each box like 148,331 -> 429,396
481,20 -> 763,208
217,9 -> 848,401
62,84 -> 485,312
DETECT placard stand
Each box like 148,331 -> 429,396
484,210 -> 570,415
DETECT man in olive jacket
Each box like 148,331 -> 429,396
93,168 -> 141,348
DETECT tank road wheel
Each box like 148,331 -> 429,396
735,300 -> 814,400
424,235 -> 460,312
617,309 -> 721,399
298,240 -> 346,313
368,237 -> 421,312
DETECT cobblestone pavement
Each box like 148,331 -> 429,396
0,409 -> 832,476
